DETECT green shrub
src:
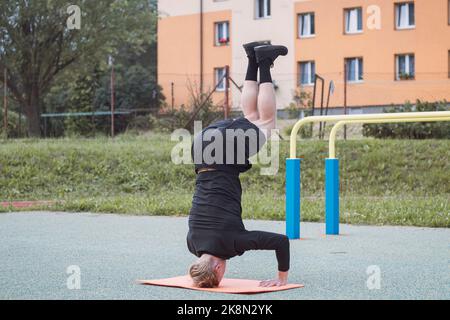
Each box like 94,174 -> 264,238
284,123 -> 313,139
151,91 -> 223,133
284,109 -> 313,139
149,105 -> 192,132
127,115 -> 152,132
285,103 -> 302,119
0,110 -> 26,138
363,100 -> 450,139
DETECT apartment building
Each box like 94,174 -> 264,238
158,0 -> 450,114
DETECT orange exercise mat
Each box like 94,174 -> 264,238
138,275 -> 303,294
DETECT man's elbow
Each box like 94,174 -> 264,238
276,234 -> 290,253
280,235 -> 290,247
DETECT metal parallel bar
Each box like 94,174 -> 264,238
328,117 -> 450,158
286,112 -> 450,239
322,115 -> 450,236
289,111 -> 450,159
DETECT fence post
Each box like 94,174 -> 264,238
110,57 -> 115,138
343,63 -> 348,140
3,69 -> 7,138
224,65 -> 230,119
171,82 -> 175,111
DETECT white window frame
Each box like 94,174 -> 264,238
298,13 -> 315,38
214,21 -> 229,46
345,58 -> 364,83
215,67 -> 226,91
299,61 -> 315,86
396,2 -> 415,30
255,0 -> 271,19
344,7 -> 363,34
396,54 -> 415,80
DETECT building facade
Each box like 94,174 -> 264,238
158,0 -> 450,114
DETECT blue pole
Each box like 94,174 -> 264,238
325,158 -> 340,235
286,158 -> 301,239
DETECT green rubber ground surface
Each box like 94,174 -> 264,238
0,212 -> 448,300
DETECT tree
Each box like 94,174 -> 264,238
64,67 -> 102,137
0,0 -> 158,137
43,39 -> 164,137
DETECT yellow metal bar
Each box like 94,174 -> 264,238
289,111 -> 450,158
328,117 -> 450,158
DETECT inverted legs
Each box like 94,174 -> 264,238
255,83 -> 276,132
241,74 -> 276,133
241,81 -> 260,122
240,43 -> 288,135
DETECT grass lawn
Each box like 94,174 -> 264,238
0,133 -> 448,227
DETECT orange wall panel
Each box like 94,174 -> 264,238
158,10 -> 232,111
294,0 -> 450,108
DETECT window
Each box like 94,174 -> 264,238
298,13 -> 315,38
396,2 -> 415,29
215,21 -> 229,46
345,58 -> 364,82
344,8 -> 363,34
215,67 -> 226,91
299,61 -> 316,85
256,0 -> 271,19
396,54 -> 415,80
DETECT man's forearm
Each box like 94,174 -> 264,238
235,231 -> 290,271
276,237 -> 290,272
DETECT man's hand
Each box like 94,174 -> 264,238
259,271 -> 288,287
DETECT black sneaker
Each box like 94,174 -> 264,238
254,45 -> 288,65
243,41 -> 271,58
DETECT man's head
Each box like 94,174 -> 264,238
188,254 -> 226,288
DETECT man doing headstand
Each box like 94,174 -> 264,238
187,42 -> 290,288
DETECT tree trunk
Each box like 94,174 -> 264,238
24,85 -> 42,137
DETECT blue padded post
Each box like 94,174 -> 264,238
286,158 -> 301,239
325,158 -> 340,235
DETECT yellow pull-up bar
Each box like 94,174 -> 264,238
289,111 -> 450,159
328,117 -> 450,158
286,110 -> 450,239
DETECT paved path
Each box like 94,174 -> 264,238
0,212 -> 448,300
